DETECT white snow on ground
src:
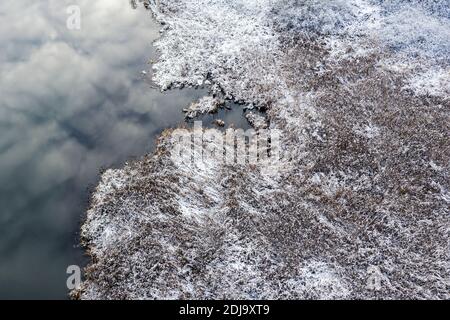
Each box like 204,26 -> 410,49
245,112 -> 268,130
406,67 -> 450,98
182,96 -> 223,119
76,0 -> 450,299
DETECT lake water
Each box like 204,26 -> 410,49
0,0 -> 250,299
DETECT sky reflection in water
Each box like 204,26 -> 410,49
0,0 -> 250,299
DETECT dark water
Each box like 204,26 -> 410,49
0,1 -> 249,299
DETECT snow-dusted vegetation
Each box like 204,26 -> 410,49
75,0 -> 449,299
182,96 -> 224,119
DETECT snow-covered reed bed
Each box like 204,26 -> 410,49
75,0 -> 449,299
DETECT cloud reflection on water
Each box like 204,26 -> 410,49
0,0 -> 208,298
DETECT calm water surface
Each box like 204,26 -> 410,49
0,0 -> 249,299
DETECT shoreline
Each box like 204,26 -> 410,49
76,0 -> 449,299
